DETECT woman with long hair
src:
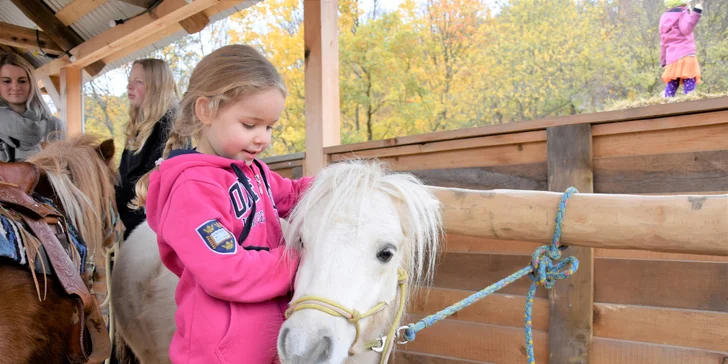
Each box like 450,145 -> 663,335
0,53 -> 65,162
116,58 -> 180,239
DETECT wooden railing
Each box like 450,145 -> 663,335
265,96 -> 728,363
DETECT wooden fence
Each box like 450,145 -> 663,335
263,96 -> 728,364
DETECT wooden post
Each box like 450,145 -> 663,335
547,124 -> 594,363
303,0 -> 340,175
60,67 -> 84,136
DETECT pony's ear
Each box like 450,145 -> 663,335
97,139 -> 115,162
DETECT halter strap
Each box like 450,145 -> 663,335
285,268 -> 409,363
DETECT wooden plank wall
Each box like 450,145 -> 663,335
262,152 -> 305,180
313,97 -> 728,364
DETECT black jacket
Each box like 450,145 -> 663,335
115,110 -> 175,239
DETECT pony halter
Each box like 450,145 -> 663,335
284,268 -> 409,364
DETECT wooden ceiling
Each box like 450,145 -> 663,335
0,0 -> 260,78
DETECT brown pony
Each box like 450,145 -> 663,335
0,134 -> 121,364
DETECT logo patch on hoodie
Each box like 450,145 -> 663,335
196,219 -> 237,254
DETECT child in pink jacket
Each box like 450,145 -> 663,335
660,0 -> 703,97
136,45 -> 312,363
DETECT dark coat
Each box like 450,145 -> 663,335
115,110 -> 174,239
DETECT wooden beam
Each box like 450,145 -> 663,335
546,124 -> 594,364
102,23 -> 182,64
429,187 -> 728,257
10,0 -> 107,77
49,75 -> 61,92
36,56 -> 71,77
60,67 -> 83,136
116,0 -> 158,8
179,12 -> 210,34
66,0 -> 218,69
40,0 -> 262,78
55,0 -> 109,26
38,75 -> 62,109
0,23 -> 64,56
303,0 -> 340,175
9,0 -> 84,52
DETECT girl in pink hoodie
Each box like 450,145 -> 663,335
659,0 -> 703,97
134,45 -> 312,363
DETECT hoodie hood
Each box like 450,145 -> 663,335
660,7 -> 684,30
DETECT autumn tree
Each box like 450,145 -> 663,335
82,0 -> 728,158
229,0 -> 306,157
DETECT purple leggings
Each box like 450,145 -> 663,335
665,78 -> 696,97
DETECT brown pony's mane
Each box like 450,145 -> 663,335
27,134 -> 119,259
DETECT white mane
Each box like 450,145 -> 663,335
284,159 -> 443,289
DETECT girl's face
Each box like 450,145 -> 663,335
127,63 -> 146,107
197,88 -> 284,165
0,64 -> 31,108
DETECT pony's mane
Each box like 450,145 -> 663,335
284,159 -> 443,289
27,134 -> 118,257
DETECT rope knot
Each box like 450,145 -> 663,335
348,310 -> 362,324
529,245 -> 579,289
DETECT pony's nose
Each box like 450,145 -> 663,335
279,327 -> 333,363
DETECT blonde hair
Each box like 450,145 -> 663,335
133,45 -> 287,208
0,53 -> 53,120
125,58 -> 180,153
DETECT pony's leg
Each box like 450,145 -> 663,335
664,79 -> 679,98
683,77 -> 697,94
0,262 -> 75,364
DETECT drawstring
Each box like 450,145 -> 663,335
231,164 -> 257,244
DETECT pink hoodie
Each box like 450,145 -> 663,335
145,149 -> 312,364
660,6 -> 702,67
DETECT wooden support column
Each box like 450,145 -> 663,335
60,67 -> 84,136
303,0 -> 340,175
546,124 -> 594,364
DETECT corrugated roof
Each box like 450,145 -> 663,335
1,0 -> 262,78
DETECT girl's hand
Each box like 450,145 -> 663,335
694,3 -> 702,10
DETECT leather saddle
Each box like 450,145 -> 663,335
0,162 -> 111,364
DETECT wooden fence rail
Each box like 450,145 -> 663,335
432,187 -> 728,257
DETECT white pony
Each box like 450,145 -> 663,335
111,160 -> 443,364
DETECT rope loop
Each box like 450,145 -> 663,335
529,247 -> 579,289
401,187 -> 581,364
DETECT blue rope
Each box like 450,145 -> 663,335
403,187 -> 580,364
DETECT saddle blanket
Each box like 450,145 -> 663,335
0,194 -> 87,274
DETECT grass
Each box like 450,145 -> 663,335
604,90 -> 728,111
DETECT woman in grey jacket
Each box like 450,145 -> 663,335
0,53 -> 65,162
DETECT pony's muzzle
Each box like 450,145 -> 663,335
278,325 -> 334,364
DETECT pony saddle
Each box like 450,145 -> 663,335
0,162 -> 111,364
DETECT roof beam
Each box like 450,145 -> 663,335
55,0 -> 109,26
39,0 -> 262,78
68,0 -> 218,68
9,0 -> 106,77
0,22 -> 64,56
180,11 -> 210,34
116,0 -> 158,8
101,23 -> 183,64
9,0 -> 84,52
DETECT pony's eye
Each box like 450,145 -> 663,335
376,248 -> 394,263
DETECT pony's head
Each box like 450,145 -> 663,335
278,160 -> 442,364
28,134 -> 119,263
